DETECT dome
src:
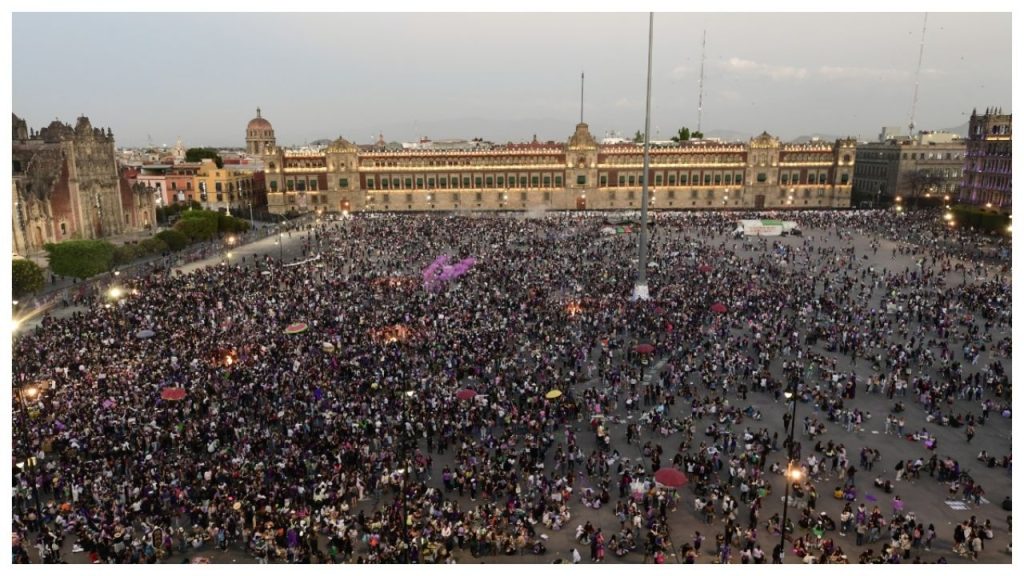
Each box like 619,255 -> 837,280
327,136 -> 358,153
247,107 -> 273,132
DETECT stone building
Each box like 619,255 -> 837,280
960,107 -> 1012,210
852,131 -> 966,205
257,116 -> 856,214
12,114 -> 157,255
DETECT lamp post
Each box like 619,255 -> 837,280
778,385 -> 800,563
16,385 -> 43,528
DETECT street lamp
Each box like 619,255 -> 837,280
16,385 -> 43,526
778,384 -> 799,563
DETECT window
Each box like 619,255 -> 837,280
287,180 -> 295,191
381,179 -> 390,189
520,191 -> 528,201
600,175 -> 608,187
668,189 -> 676,199
475,192 -> 482,202
452,192 -> 460,202
817,188 -> 825,197
486,176 -> 493,187
680,174 -> 688,185
463,177 -> 471,187
60,222 -> 67,236
215,182 -> 223,192
270,181 -> 278,192
383,193 -> 390,204
428,178 -> 435,188
475,177 -> 483,187
543,176 -> 551,187
555,176 -> 562,187
296,181 -> 306,192
576,175 -> 586,185
391,179 -> 399,189
655,174 -> 663,185
668,174 -> 676,185
703,174 -> 711,185
437,178 -> 446,189
841,173 -> 850,184
619,175 -> 626,186
628,190 -> 635,200
714,174 -> 722,185
690,190 -> 699,199
310,180 -> 318,191
706,189 -> 714,199
416,178 -> 423,188
532,176 -> 540,187
628,175 -> 636,186
497,176 -> 504,186
735,174 -> 743,185
756,173 -> 767,183
406,193 -> 413,203
543,191 -> 550,202
818,174 -> 827,184
609,190 -> 616,200
216,193 -> 223,202
404,178 -> 412,189
170,182 -> 177,190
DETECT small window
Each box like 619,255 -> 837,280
756,173 -> 767,183
781,174 -> 789,184
60,221 -> 67,236
818,174 -> 827,184
576,175 -> 586,185
555,176 -> 562,187
216,193 -> 223,202
655,174 -> 663,185
416,178 -> 423,188
406,193 -> 413,203
452,192 -> 460,202
497,176 -> 504,186
532,176 -> 540,187
619,175 -> 626,186
287,180 -> 295,191
690,189 -> 698,199
215,182 -> 223,192
668,174 -> 676,185
543,176 -> 551,187
404,178 -> 412,188
392,179 -> 399,189
520,191 -> 528,201
628,176 -> 636,186
310,180 -> 318,191
841,173 -> 850,184
703,174 -> 711,185
628,190 -> 635,200
668,190 -> 676,199
382,193 -> 390,203
609,190 -> 616,200
270,181 -> 278,192
463,177 -> 471,187
475,177 -> 483,187
543,191 -> 551,202
428,178 -> 435,188
486,176 -> 493,187
296,181 -> 306,192
475,192 -> 482,202
381,179 -> 389,189
680,174 -> 688,185
600,175 -> 608,187
714,174 -> 722,185
735,174 -> 743,185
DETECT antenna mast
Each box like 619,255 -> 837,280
697,29 -> 707,134
909,13 -> 928,135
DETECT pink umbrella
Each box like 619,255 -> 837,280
710,302 -> 727,314
634,343 -> 655,354
455,389 -> 478,401
161,388 -> 187,401
654,467 -> 689,489
284,322 -> 309,334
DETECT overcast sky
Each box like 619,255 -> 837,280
13,12 -> 1011,148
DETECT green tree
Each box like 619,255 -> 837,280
174,216 -> 218,242
43,240 -> 115,279
692,130 -> 704,139
156,229 -> 189,251
139,237 -> 169,255
185,147 -> 224,169
671,127 -> 691,143
633,130 -> 644,143
12,259 -> 45,298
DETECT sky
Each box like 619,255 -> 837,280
12,11 -> 1012,148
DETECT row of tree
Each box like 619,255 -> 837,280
633,126 -> 705,143
12,210 -> 252,296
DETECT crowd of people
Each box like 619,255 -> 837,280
11,207 -> 1011,564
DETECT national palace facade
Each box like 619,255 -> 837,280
254,114 -> 857,214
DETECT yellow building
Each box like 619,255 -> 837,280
194,159 -> 257,215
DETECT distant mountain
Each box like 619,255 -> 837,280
789,133 -> 842,144
938,121 -> 969,138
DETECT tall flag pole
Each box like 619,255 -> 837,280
634,12 -> 654,301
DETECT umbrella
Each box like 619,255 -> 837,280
135,329 -> 156,339
634,343 -> 655,354
284,322 -> 308,334
161,388 -> 187,401
654,467 -> 689,489
710,302 -> 728,314
698,264 -> 712,273
321,341 -> 336,353
455,389 -> 478,401
545,389 -> 563,400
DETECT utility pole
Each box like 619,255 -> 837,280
633,12 -> 654,301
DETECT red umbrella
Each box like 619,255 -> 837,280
654,467 -> 689,489
698,264 -> 712,273
161,388 -> 187,401
455,389 -> 478,401
710,302 -> 727,314
634,343 -> 655,354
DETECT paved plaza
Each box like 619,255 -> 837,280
12,210 -> 1012,564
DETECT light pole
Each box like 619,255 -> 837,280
16,385 -> 43,528
633,11 -> 655,301
778,385 -> 800,563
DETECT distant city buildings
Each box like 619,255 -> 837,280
852,129 -> 966,205
960,107 -> 1012,210
12,114 -> 157,255
254,111 -> 856,214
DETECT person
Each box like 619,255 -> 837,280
571,547 -> 581,564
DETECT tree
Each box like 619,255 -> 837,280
633,130 -> 644,143
174,217 -> 218,242
12,259 -> 45,298
905,169 -> 945,203
156,229 -> 189,251
44,240 -> 115,279
185,147 -> 223,169
671,127 -> 691,143
692,130 -> 704,139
